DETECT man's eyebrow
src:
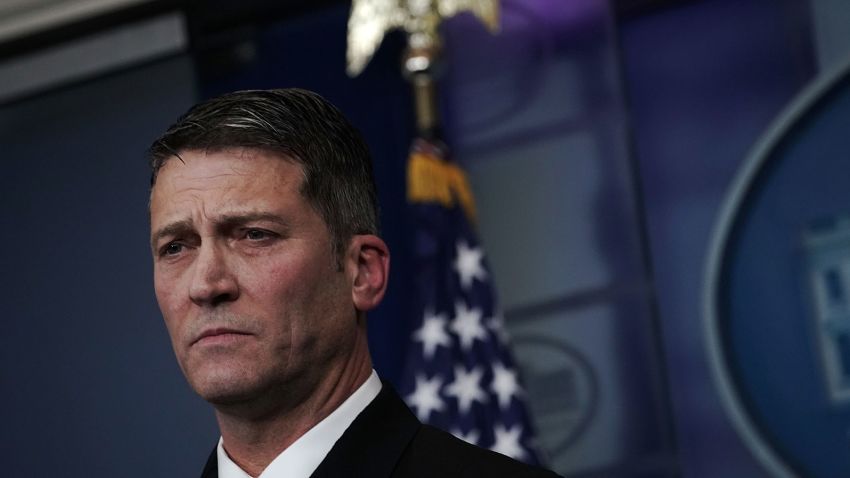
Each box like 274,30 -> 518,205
151,219 -> 194,250
216,212 -> 289,229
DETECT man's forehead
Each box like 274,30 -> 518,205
152,148 -> 304,194
161,146 -> 298,173
151,149 -> 306,216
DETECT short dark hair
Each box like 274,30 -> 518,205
149,88 -> 380,262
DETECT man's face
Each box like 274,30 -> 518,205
150,148 -> 357,407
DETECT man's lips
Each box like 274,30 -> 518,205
191,328 -> 252,346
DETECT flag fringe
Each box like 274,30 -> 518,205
407,151 -> 477,222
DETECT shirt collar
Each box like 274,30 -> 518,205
217,370 -> 382,478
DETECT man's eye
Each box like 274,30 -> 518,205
163,243 -> 184,256
245,229 -> 272,240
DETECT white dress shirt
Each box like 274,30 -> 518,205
217,370 -> 382,478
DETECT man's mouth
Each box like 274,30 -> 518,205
192,328 -> 252,346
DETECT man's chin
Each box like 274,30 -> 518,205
199,386 -> 257,406
198,381 -> 289,420
187,369 -> 265,406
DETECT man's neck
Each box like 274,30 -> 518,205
214,350 -> 373,477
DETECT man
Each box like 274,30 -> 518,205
148,89 -> 559,478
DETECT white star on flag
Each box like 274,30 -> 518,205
406,374 -> 446,421
444,365 -> 487,413
413,311 -> 451,358
490,423 -> 527,461
453,240 -> 487,289
451,427 -> 481,446
450,300 -> 487,350
491,362 -> 521,409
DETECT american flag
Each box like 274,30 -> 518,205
399,137 -> 543,465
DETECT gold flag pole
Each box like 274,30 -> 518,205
346,0 -> 500,137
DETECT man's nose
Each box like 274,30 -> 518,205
189,242 -> 239,306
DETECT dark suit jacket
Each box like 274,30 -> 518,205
201,384 -> 561,477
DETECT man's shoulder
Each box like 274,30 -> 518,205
393,423 -> 561,478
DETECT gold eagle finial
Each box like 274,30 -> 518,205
346,0 -> 500,77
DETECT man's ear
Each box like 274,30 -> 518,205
347,235 -> 390,312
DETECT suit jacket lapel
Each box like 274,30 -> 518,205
200,446 -> 217,478
310,384 -> 420,478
